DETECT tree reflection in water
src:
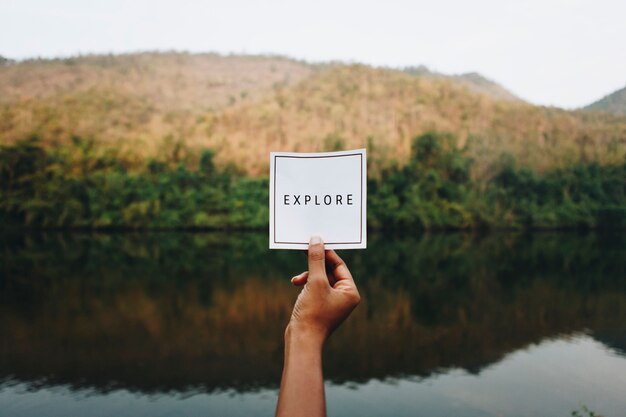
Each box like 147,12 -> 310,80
0,231 -> 625,394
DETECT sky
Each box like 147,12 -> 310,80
1,0 -> 625,108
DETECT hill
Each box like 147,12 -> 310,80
0,52 -> 314,109
0,52 -> 315,157
585,84 -> 626,115
206,65 -> 626,176
2,53 -> 626,229
403,65 -> 521,102
1,52 -> 626,179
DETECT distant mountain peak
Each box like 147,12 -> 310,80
402,65 -> 433,76
585,84 -> 626,115
458,72 -> 493,84
402,66 -> 521,102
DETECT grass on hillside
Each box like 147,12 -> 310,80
206,65 -> 626,177
2,53 -> 625,180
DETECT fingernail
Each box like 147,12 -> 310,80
291,276 -> 296,283
310,235 -> 322,245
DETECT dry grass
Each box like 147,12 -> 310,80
0,52 -> 315,157
204,65 -> 626,177
0,52 -> 314,110
2,52 -> 626,178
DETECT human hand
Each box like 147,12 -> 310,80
288,236 -> 360,343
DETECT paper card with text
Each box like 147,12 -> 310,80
269,149 -> 367,250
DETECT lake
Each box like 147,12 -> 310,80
1,231 -> 625,417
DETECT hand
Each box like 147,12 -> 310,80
288,236 -> 361,343
276,236 -> 359,417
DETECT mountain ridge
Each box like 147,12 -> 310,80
403,66 -> 522,102
585,84 -> 626,115
1,52 -> 625,178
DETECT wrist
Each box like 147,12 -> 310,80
285,322 -> 327,350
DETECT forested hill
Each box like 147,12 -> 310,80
2,52 -> 625,177
402,66 -> 522,102
585,84 -> 626,116
1,52 -> 626,230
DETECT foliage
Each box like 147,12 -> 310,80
0,136 -> 267,229
1,133 -> 625,230
368,132 -> 626,230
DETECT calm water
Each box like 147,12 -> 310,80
1,232 -> 625,417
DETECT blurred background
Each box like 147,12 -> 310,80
1,1 -> 625,416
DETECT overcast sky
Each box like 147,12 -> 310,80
1,0 -> 625,108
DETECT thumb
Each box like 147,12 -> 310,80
307,235 -> 327,283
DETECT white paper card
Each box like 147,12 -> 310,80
269,149 -> 367,250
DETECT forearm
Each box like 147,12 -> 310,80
275,325 -> 326,417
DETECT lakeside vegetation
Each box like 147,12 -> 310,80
0,136 -> 267,229
2,132 -> 625,230
1,53 -> 625,230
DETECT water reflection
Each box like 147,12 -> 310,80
0,232 -> 625,415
